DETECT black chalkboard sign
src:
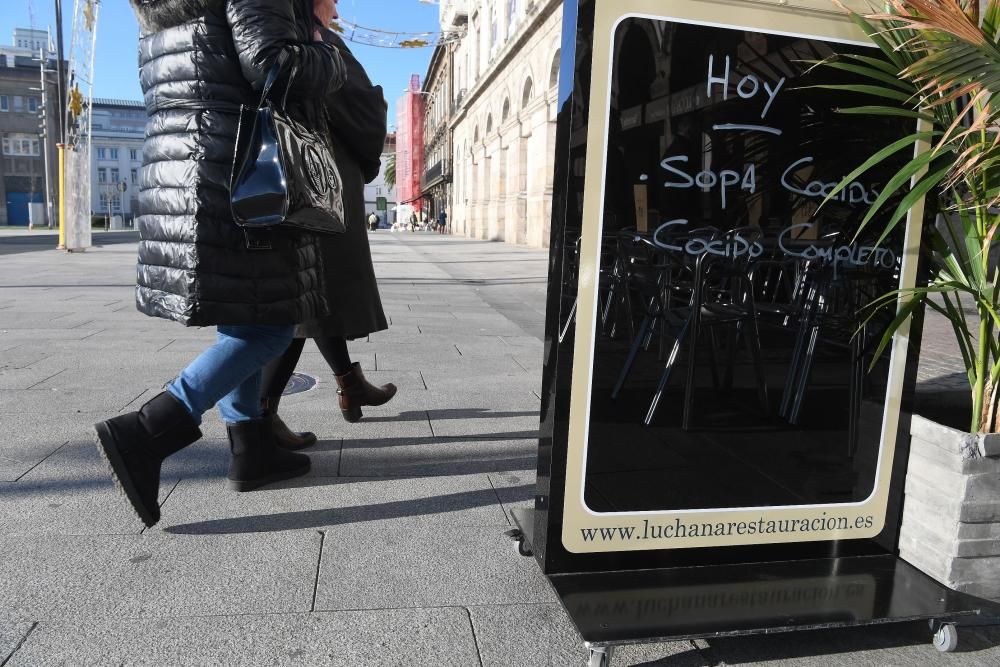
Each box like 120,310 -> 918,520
511,2 -> 993,657
532,0 -> 930,574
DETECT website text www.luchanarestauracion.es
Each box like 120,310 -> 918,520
580,514 -> 876,543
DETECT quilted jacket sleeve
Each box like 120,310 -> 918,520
226,0 -> 346,101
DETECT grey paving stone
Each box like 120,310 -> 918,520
9,608 -> 479,667
489,470 -> 537,525
340,436 -> 539,477
0,387 -> 153,413
0,621 -> 34,664
702,622 -> 1000,666
0,439 -> 228,536
314,525 -> 554,611
0,411 -> 110,481
0,532 -> 320,619
469,603 -> 707,667
159,473 -> 508,535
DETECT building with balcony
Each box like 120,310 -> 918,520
444,0 -> 562,248
421,42 -> 454,224
89,99 -> 145,222
0,29 -> 61,226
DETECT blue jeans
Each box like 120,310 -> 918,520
166,324 -> 294,424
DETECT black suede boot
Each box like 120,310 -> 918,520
261,396 -> 317,451
94,391 -> 202,528
227,419 -> 310,492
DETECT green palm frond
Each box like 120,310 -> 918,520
824,0 -> 1000,432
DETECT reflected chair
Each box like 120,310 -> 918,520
644,227 -> 769,429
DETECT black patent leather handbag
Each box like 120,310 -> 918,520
230,54 -> 346,247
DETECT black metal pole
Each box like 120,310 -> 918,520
53,0 -> 67,144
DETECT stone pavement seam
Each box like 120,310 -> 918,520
486,476 -> 514,528
462,606 -> 487,667
311,530 -> 326,612
11,440 -> 69,483
0,622 -> 36,667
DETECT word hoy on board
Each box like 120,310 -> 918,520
707,54 -> 786,135
656,155 -> 879,210
650,219 -> 898,270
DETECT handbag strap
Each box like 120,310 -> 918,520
257,51 -> 300,111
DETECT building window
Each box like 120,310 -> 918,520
130,149 -> 139,161
13,96 -> 23,112
110,168 -> 120,183
96,147 -> 106,160
508,0 -> 518,32
99,193 -> 123,214
109,148 -> 119,160
0,96 -> 8,112
98,167 -> 107,183
27,97 -> 37,113
2,133 -> 40,156
490,3 -> 499,50
131,168 -> 138,184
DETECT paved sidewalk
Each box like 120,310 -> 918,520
0,231 -> 997,666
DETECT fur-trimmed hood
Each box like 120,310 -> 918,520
129,0 -> 225,34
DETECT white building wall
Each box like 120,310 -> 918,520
364,151 -> 398,225
89,103 -> 145,221
448,0 -> 561,248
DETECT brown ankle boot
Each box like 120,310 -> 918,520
334,363 -> 397,423
261,396 -> 317,450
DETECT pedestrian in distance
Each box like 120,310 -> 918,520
94,0 -> 346,528
438,209 -> 448,234
367,211 -> 379,232
260,7 -> 397,445
409,211 -> 418,232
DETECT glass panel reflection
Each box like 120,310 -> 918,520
579,19 -> 911,513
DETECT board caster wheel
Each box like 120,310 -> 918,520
587,645 -> 614,667
933,623 -> 958,653
503,528 -> 533,557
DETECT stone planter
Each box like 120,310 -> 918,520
898,414 -> 1000,600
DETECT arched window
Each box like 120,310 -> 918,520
474,126 -> 480,144
549,50 -> 560,89
486,114 -> 493,135
501,97 -> 510,124
522,77 -> 533,109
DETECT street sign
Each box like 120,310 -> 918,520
116,181 -> 127,193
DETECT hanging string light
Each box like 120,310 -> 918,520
330,19 -> 464,49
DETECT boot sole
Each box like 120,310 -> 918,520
94,421 -> 157,528
227,459 -> 311,492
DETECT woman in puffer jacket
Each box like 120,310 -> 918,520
93,0 -> 345,528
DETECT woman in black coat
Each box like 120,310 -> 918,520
259,20 -> 397,447
93,0 -> 345,528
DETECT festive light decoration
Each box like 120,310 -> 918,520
330,19 -> 463,49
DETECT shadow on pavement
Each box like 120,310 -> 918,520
362,409 -> 539,423
162,484 -> 533,535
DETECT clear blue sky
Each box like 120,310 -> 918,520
1,0 -> 440,125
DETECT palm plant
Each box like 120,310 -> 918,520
384,153 -> 396,190
822,0 -> 1000,433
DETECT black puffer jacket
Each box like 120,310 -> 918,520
128,0 -> 346,326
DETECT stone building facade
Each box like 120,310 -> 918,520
0,29 -> 61,226
421,42 -> 454,224
89,99 -> 145,223
441,0 -> 562,248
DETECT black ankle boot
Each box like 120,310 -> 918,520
227,419 -> 310,492
261,396 -> 317,451
94,391 -> 202,528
